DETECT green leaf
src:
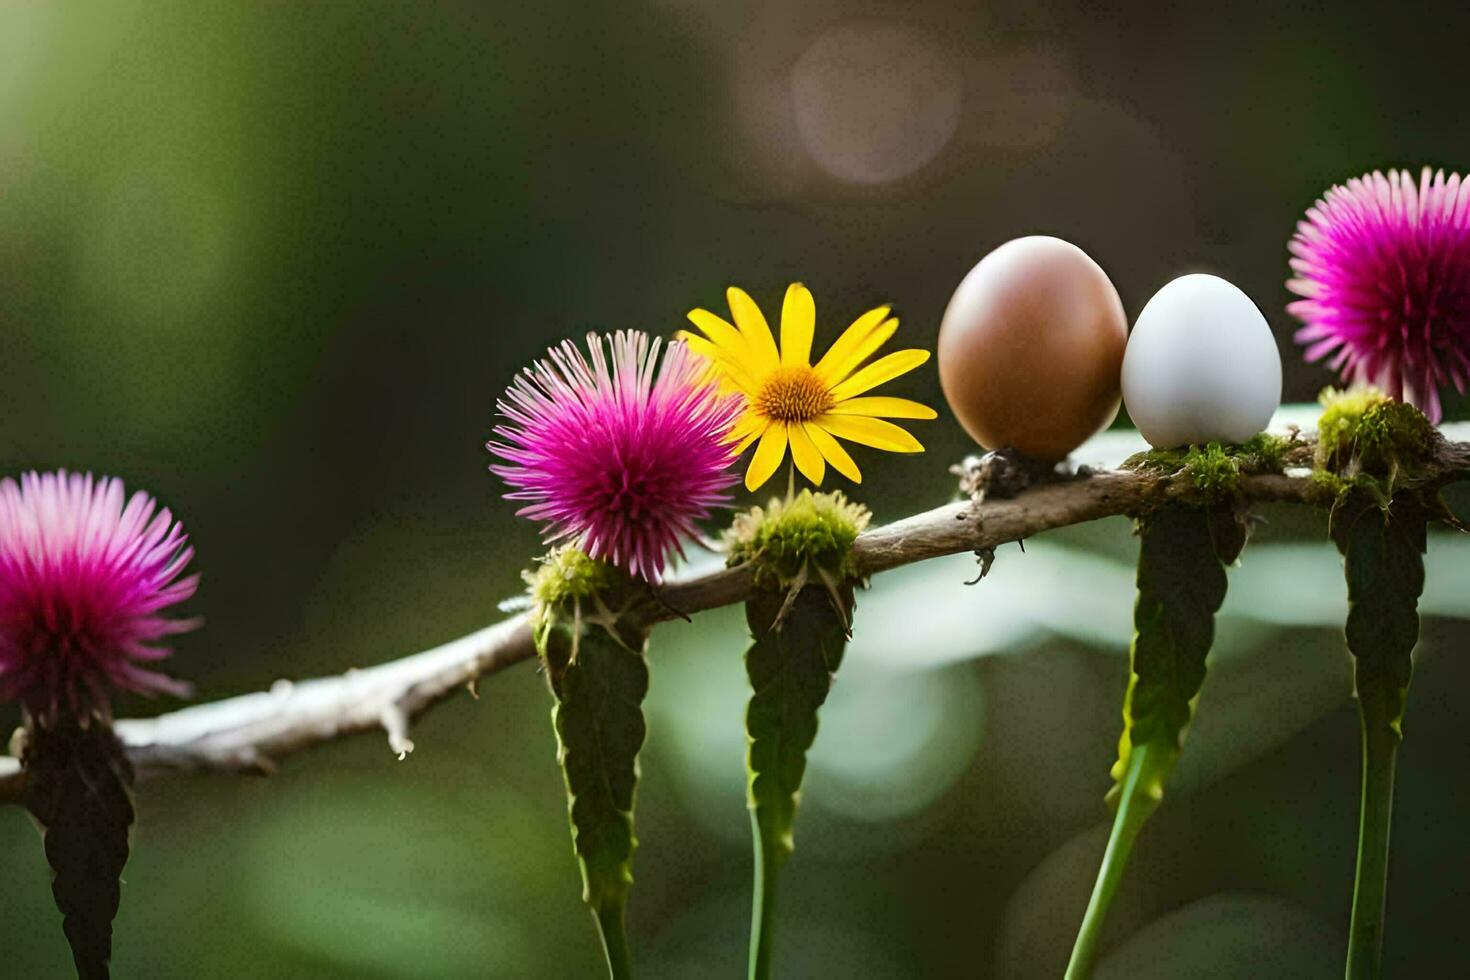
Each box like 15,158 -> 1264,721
1069,504 -> 1244,980
743,581 -> 854,980
745,584 -> 852,863
537,599 -> 651,979
1329,488 -> 1427,979
1331,489 -> 1425,725
1110,505 -> 1245,799
22,713 -> 136,980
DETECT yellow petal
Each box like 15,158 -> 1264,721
686,308 -> 751,357
787,419 -> 825,485
780,283 -> 815,368
828,349 -> 931,402
679,333 -> 761,395
817,414 -> 925,453
822,318 -> 898,385
813,305 -> 891,383
726,286 -> 781,374
677,331 -> 722,363
725,413 -> 766,452
745,422 -> 789,491
804,421 -> 861,483
828,396 -> 938,419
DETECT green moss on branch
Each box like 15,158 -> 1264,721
1124,433 -> 1293,503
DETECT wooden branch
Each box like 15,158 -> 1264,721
0,423 -> 1464,804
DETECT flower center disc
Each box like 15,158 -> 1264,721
755,366 -> 833,422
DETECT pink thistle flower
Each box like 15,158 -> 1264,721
488,331 -> 742,582
0,471 -> 199,715
1288,167 -> 1470,422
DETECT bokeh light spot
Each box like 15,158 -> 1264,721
791,21 -> 961,185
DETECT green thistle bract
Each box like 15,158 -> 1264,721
526,546 -> 624,628
726,489 -> 871,589
1315,387 -> 1435,480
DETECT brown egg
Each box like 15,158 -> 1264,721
938,236 -> 1127,460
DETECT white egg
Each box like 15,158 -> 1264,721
1121,274 -> 1282,449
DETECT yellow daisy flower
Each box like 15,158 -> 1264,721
679,283 -> 937,491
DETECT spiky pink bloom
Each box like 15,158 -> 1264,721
0,471 -> 198,714
1288,167 -> 1470,422
489,331 -> 742,582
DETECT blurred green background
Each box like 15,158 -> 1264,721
2,1 -> 1470,976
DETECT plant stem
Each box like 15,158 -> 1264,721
1066,741 -> 1166,980
594,899 -> 633,980
1347,667 -> 1401,980
748,809 -> 782,980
